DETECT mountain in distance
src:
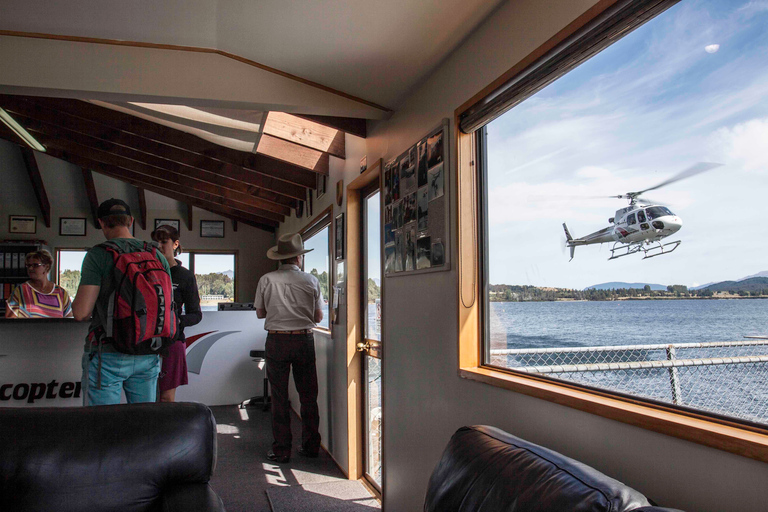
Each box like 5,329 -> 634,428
585,282 -> 667,291
738,270 -> 768,281
223,270 -> 234,279
702,277 -> 768,293
691,270 -> 768,290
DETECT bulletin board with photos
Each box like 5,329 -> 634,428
383,119 -> 449,276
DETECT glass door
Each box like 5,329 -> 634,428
362,187 -> 382,489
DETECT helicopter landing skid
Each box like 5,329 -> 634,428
608,240 -> 681,260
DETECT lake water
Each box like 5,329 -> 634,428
489,299 -> 768,424
489,299 -> 768,349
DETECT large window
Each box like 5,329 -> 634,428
458,0 -> 768,459
479,0 -> 768,425
302,209 -> 332,330
57,249 -> 87,297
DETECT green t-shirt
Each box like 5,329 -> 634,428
81,238 -> 171,351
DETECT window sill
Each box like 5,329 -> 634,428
460,365 -> 768,463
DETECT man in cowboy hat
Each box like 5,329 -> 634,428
254,233 -> 324,463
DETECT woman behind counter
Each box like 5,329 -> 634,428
151,225 -> 202,402
5,250 -> 73,319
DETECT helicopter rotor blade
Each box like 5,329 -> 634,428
633,162 -> 723,196
636,196 -> 667,206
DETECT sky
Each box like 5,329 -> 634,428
486,0 -> 768,290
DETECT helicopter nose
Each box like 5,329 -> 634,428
652,216 -> 682,233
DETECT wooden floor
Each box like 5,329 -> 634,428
208,404 -> 350,512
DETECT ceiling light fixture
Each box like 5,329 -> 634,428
0,107 -> 46,152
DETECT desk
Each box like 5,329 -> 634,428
0,312 -> 267,407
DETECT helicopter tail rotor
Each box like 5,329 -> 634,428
562,223 -> 576,261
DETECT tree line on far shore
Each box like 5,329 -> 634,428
489,284 -> 768,302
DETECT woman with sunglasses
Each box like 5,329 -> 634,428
151,225 -> 202,402
5,250 -> 73,318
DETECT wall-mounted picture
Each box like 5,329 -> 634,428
154,219 -> 180,232
428,163 -> 445,201
394,230 -> 404,272
60,217 -> 86,236
431,240 -> 445,266
335,213 -> 345,260
417,186 -> 429,231
200,220 -> 225,238
417,236 -> 432,270
391,165 -> 400,202
9,215 -> 36,234
405,227 -> 416,271
426,129 -> 444,169
417,139 -> 428,187
317,173 -> 328,199
384,167 -> 392,205
360,155 -> 367,173
400,155 -> 417,195
403,192 -> 417,225
384,244 -> 395,274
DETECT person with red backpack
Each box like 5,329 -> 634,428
72,199 -> 176,406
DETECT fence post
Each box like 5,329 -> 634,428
666,345 -> 682,405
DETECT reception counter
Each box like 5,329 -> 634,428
0,312 -> 267,407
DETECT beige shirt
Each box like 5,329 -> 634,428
254,264 -> 324,331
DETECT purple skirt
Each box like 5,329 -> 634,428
159,340 -> 188,392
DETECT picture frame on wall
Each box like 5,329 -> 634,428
59,217 -> 87,236
317,173 -> 328,199
200,220 -> 225,238
154,219 -> 180,232
9,215 -> 36,234
335,213 -> 345,260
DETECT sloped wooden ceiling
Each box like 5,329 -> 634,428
0,94 -> 360,232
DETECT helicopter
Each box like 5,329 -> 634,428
563,162 -> 722,261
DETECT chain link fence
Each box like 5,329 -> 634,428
490,339 -> 768,424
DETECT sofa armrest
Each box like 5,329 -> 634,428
160,483 -> 226,512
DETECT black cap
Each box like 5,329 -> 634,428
97,198 -> 132,219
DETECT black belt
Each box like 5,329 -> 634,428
268,329 -> 312,335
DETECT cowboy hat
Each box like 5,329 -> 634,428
267,233 -> 314,260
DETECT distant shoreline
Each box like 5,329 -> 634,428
491,295 -> 768,303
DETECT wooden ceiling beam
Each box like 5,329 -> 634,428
256,133 -> 329,175
16,120 -> 288,221
45,147 -> 278,230
81,168 -> 100,228
18,147 -> 51,228
16,96 -> 319,189
0,96 -> 302,206
293,114 -> 367,139
137,188 -> 147,231
264,111 -> 345,159
35,137 -> 285,224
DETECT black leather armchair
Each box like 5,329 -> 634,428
0,402 -> 225,512
425,425 -> 684,512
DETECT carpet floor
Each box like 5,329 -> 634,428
208,404 -> 376,512
267,480 -> 381,511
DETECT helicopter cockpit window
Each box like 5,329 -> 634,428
646,207 -> 673,220
478,0 -> 768,429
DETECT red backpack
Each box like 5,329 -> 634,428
89,240 -> 178,355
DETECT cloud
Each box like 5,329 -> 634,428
710,117 -> 768,172
704,44 -> 720,53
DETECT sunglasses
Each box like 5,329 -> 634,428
25,263 -> 45,269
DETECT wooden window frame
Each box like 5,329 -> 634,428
455,1 -> 768,464
299,205 -> 333,333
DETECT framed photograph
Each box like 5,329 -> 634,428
335,213 -> 345,260
317,173 -> 328,199
9,215 -> 36,234
59,217 -> 86,236
200,220 -> 225,238
154,219 -> 180,232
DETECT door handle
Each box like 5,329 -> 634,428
356,341 -> 370,353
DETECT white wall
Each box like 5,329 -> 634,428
364,0 -> 768,511
0,138 -> 275,303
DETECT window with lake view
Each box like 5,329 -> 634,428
482,0 -> 768,424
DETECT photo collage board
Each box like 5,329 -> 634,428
383,120 -> 449,276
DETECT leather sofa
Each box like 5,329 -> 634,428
425,425 -> 683,512
0,402 -> 225,512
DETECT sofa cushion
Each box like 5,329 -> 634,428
0,402 -> 217,512
425,425 -> 652,512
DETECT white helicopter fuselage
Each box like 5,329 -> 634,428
563,204 -> 683,260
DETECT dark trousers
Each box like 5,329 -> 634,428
265,333 -> 321,457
